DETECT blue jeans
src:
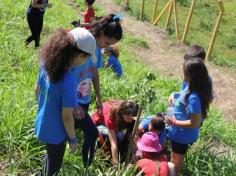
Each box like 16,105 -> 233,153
74,103 -> 98,167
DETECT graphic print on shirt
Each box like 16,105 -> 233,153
39,0 -> 48,11
77,78 -> 92,99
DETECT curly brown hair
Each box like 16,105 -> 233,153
108,99 -> 139,130
40,28 -> 89,83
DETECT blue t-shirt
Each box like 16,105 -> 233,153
107,55 -> 123,77
27,0 -> 48,16
71,48 -> 102,104
169,88 -> 202,144
35,67 -> 77,144
140,116 -> 167,145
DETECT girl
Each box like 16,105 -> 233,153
72,14 -> 123,167
137,113 -> 166,148
91,99 -> 139,165
136,132 -> 169,176
166,58 -> 212,174
34,28 -> 96,176
104,45 -> 123,77
80,0 -> 96,29
26,0 -> 52,48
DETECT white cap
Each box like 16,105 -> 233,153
69,27 -> 97,63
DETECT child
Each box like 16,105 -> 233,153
71,14 -> 123,167
34,28 -> 96,175
137,114 -> 166,148
80,0 -> 95,29
166,58 -> 212,174
104,45 -> 123,77
26,0 -> 53,48
136,132 -> 170,176
92,99 -> 139,165
168,44 -> 213,105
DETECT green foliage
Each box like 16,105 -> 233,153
115,0 -> 236,68
0,0 -> 236,175
122,33 -> 149,48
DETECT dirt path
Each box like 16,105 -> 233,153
96,0 -> 236,121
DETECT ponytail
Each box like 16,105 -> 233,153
90,14 -> 122,41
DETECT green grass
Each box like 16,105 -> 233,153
115,0 -> 236,68
0,0 -> 236,175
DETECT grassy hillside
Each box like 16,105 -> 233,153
0,0 -> 236,175
116,0 -> 236,68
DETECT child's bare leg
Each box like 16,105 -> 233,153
171,152 -> 184,175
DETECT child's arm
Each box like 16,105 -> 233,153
167,113 -> 202,128
108,129 -> 119,165
34,84 -> 39,99
62,107 -> 77,153
92,69 -> 103,114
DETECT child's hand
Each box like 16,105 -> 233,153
73,106 -> 85,119
165,117 -> 176,126
168,94 -> 174,106
96,97 -> 103,115
47,3 -> 53,8
80,12 -> 85,16
69,143 -> 77,154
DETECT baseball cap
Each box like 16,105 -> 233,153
69,27 -> 97,63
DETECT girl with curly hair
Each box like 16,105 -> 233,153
34,27 -> 96,176
91,99 -> 139,165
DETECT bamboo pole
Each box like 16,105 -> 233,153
173,0 -> 179,39
125,105 -> 143,165
182,0 -> 196,42
165,1 -> 173,30
153,0 -> 172,25
125,0 -> 129,4
206,0 -> 224,60
140,0 -> 145,21
152,0 -> 158,23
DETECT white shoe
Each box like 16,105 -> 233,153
168,162 -> 176,176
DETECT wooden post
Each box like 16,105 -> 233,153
153,0 -> 172,25
152,0 -> 158,23
165,1 -> 173,30
125,0 -> 129,4
182,0 -> 196,42
206,0 -> 224,60
140,0 -> 145,21
125,105 -> 143,165
173,0 -> 179,39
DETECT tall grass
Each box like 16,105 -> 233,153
0,0 -> 236,175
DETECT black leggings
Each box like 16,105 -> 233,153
26,12 -> 43,47
74,103 -> 98,167
43,140 -> 67,176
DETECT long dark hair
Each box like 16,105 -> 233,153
40,28 -> 89,83
90,14 -> 122,41
109,100 -> 139,130
184,58 -> 212,119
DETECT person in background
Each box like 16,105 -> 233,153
34,28 -> 96,175
103,45 -> 123,77
80,0 -> 95,29
25,0 -> 52,48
